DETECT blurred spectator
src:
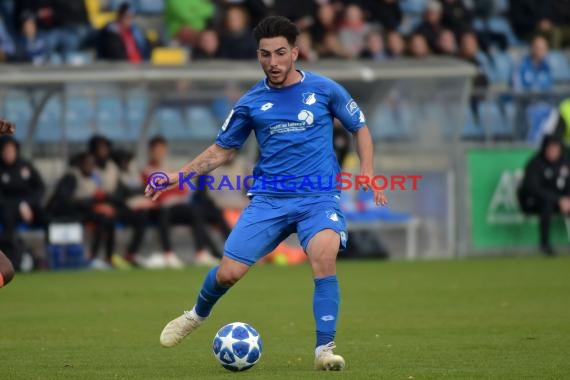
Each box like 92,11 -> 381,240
297,31 -> 318,62
97,2 -> 149,63
414,0 -> 445,53
88,135 -> 120,196
14,0 -> 91,63
142,136 -> 220,267
517,135 -> 570,256
193,29 -> 220,59
366,0 -> 402,32
459,32 -> 489,92
14,11 -> 48,65
216,0 -> 269,28
0,16 -> 15,62
386,30 -> 405,58
310,3 -> 338,46
271,0 -> 318,30
360,29 -> 386,61
0,136 -> 47,268
333,119 -> 350,167
512,35 -> 553,92
47,152 -> 116,269
338,4 -> 370,58
408,33 -> 430,58
509,0 -> 555,42
164,0 -> 215,47
436,29 -> 457,56
440,0 -> 473,39
218,5 -> 257,59
112,149 -> 156,267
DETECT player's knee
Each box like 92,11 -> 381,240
0,261 -> 14,288
216,267 -> 242,287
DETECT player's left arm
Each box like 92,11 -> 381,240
353,125 -> 388,206
0,118 -> 15,135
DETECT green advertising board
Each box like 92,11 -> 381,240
468,148 -> 569,250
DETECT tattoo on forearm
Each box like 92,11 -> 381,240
181,146 -> 230,176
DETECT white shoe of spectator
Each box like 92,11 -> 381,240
164,252 -> 185,269
90,258 -> 113,271
194,250 -> 219,267
137,253 -> 167,270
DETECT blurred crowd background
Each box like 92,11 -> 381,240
1,0 -> 570,272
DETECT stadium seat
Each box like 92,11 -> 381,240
461,107 -> 484,139
126,95 -> 148,141
487,17 -> 521,47
479,100 -> 514,139
151,47 -> 189,66
4,94 -> 31,140
488,52 -> 513,83
154,108 -> 189,139
547,52 -> 570,82
369,104 -> 405,140
36,97 -> 63,143
96,96 -> 127,140
400,0 -> 426,15
186,106 -> 218,140
65,97 -> 95,142
138,0 -> 165,14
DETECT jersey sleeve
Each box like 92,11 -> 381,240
327,79 -> 367,133
215,103 -> 252,149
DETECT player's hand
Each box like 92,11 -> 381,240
0,118 -> 15,135
360,171 -> 388,207
144,171 -> 179,201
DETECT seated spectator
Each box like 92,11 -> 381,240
193,29 -> 220,60
440,0 -> 473,39
0,136 -> 47,269
142,136 -> 220,267
47,152 -> 116,269
414,0 -> 445,53
15,0 -> 92,63
512,35 -> 553,92
310,2 -> 339,51
0,16 -> 14,62
459,32 -> 489,90
297,31 -> 318,62
164,0 -> 215,48
87,135 -> 145,269
14,11 -> 48,65
386,30 -> 405,58
408,33 -> 430,59
218,5 -> 257,60
367,0 -> 402,32
436,29 -> 457,56
97,2 -> 149,63
360,29 -> 386,61
271,0 -> 317,30
510,0 -> 555,42
338,4 -> 371,59
517,135 -> 570,256
217,0 -> 269,29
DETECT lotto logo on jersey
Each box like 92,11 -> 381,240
346,99 -> 359,115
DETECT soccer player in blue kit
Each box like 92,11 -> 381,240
144,16 -> 387,371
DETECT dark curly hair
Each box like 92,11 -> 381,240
253,16 -> 300,46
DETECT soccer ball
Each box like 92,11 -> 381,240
212,322 -> 262,371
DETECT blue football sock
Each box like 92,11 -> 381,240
313,275 -> 340,348
194,266 -> 230,319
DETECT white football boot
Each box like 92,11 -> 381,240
314,342 -> 346,371
159,309 -> 204,347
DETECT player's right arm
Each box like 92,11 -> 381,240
144,144 -> 236,201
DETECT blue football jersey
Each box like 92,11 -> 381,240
215,70 -> 366,196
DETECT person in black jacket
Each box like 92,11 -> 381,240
0,119 -> 16,287
0,136 -> 47,268
47,152 -> 116,268
518,135 -> 570,256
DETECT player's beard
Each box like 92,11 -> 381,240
265,62 -> 293,87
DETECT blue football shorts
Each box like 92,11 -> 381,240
224,194 -> 348,266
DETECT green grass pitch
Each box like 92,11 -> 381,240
2,257 -> 570,379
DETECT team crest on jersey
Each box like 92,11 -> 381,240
346,99 -> 359,115
260,102 -> 273,111
302,92 -> 317,106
